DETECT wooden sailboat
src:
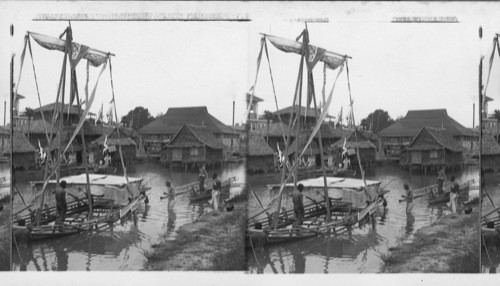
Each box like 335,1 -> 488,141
246,27 -> 388,245
187,176 -> 237,202
12,25 -> 147,241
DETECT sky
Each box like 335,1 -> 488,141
1,1 -> 500,130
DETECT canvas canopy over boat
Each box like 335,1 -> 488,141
11,25 -> 146,242
246,26 -> 386,245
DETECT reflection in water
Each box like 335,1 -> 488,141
247,164 -> 478,273
405,212 -> 415,236
12,161 -> 245,271
167,198 -> 177,232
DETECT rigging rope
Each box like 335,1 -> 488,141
14,35 -> 28,103
109,57 -> 133,196
345,60 -> 371,201
263,39 -> 287,145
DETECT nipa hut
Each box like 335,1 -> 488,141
92,128 -> 137,168
331,129 -> 377,169
1,132 -> 37,170
399,126 -> 464,172
243,133 -> 276,173
472,134 -> 500,172
286,134 -> 324,168
49,131 -> 83,164
160,124 -> 225,170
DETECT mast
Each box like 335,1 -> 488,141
303,27 -> 331,222
479,26 -> 483,227
271,35 -> 305,229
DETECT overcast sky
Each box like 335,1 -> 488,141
1,1 -> 500,129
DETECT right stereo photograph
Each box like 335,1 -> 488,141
480,28 -> 500,274
244,15 -> 497,274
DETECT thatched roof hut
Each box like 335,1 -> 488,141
400,126 -> 464,170
244,134 -> 276,173
161,124 -> 225,168
472,134 -> 500,171
1,132 -> 36,169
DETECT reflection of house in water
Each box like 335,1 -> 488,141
379,109 -> 476,158
160,124 -> 225,169
242,133 -> 276,173
399,126 -> 464,172
139,106 -> 237,157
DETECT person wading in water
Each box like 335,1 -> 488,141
436,167 -> 447,196
402,183 -> 414,214
197,165 -> 208,195
449,176 -> 459,218
211,173 -> 221,215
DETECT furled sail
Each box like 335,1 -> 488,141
29,32 -> 109,67
265,34 -> 346,70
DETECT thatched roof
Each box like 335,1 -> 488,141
243,133 -> 276,156
168,124 -> 225,150
92,128 -> 136,146
49,131 -> 83,152
0,132 -> 36,154
14,119 -> 54,134
252,122 -> 291,138
379,109 -> 475,138
472,134 -> 500,156
405,126 -> 463,152
332,129 -> 376,149
286,136 -> 322,156
139,106 -> 232,135
272,106 -> 322,118
33,102 -> 81,115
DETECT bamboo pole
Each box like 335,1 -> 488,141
304,27 -> 331,222
271,38 -> 305,229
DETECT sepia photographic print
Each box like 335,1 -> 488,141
0,1 -> 500,284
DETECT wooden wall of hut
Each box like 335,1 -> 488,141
481,155 -> 500,172
247,155 -> 275,173
160,146 -> 223,170
12,151 -> 36,170
399,149 -> 462,172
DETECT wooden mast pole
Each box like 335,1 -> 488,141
479,26 -> 484,224
271,35 -> 305,229
304,27 -> 332,222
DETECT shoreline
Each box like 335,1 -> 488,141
143,201 -> 247,271
381,210 -> 479,273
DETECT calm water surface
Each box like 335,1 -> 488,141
12,161 -> 245,271
247,163 -> 478,273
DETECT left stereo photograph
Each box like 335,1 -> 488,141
7,20 -> 248,271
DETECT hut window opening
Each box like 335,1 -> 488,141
190,148 -> 198,156
430,150 -> 438,159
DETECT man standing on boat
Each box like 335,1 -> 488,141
292,184 -> 305,226
403,183 -> 414,214
449,176 -> 459,218
437,167 -> 447,196
55,180 -> 68,224
212,173 -> 221,214
198,165 -> 208,195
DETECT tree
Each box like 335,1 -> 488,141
493,109 -> 500,142
24,107 -> 34,141
121,106 -> 155,131
360,109 -> 395,134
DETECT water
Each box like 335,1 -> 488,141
247,163 -> 478,273
11,160 -> 245,271
481,173 -> 500,273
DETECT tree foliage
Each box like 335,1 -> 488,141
360,109 -> 395,133
121,106 -> 155,131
